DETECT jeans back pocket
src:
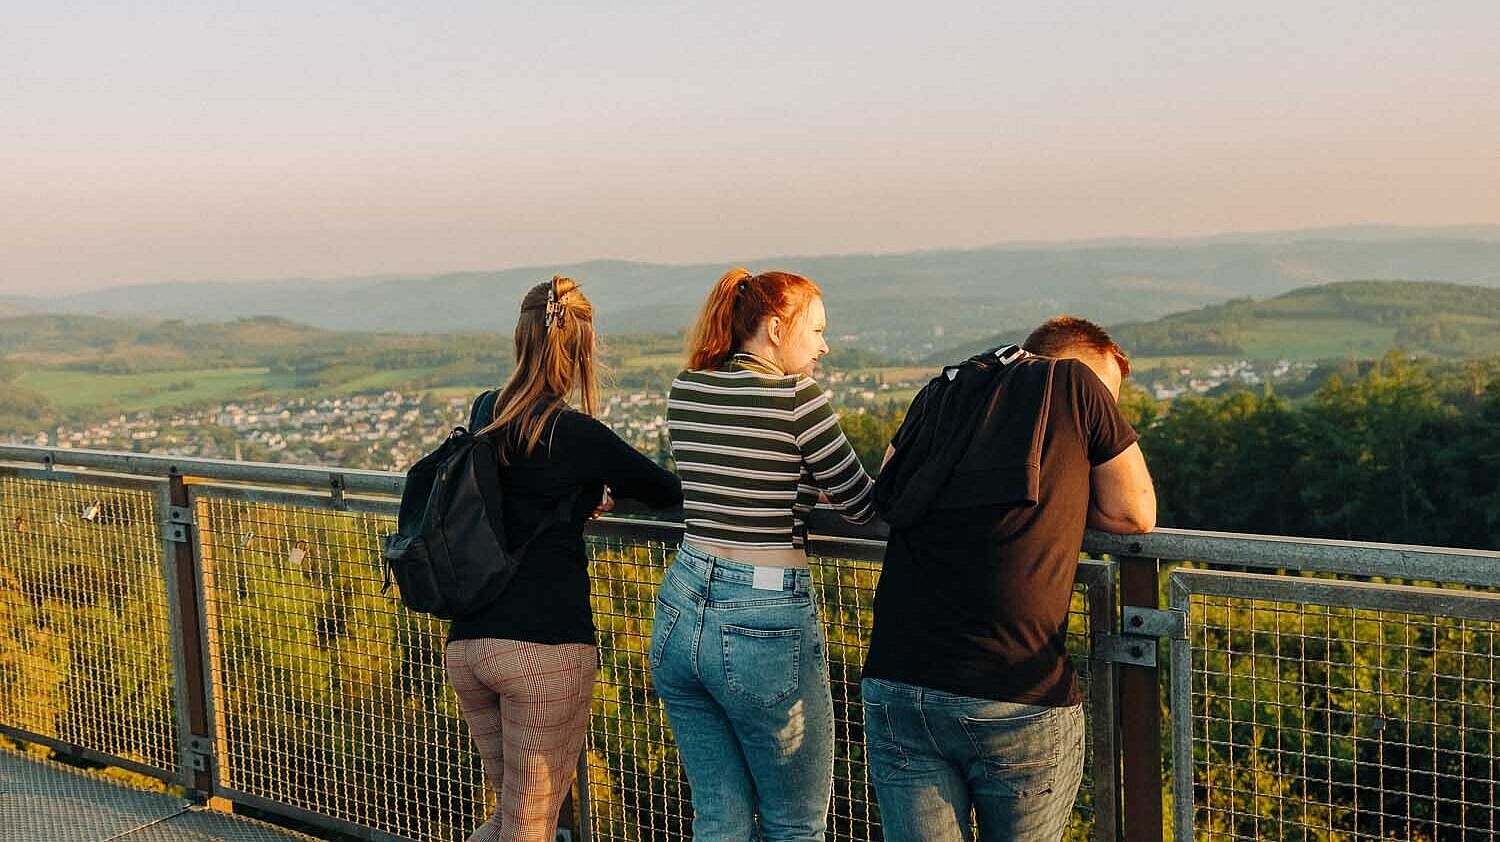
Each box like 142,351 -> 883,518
650,599 -> 681,671
721,625 -> 800,707
958,706 -> 1060,797
861,700 -> 910,778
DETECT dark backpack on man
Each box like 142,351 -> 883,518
381,390 -> 572,619
875,345 -> 1053,528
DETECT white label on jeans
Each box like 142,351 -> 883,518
752,566 -> 783,591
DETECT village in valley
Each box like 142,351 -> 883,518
8,357 -> 1312,472
11,367 -> 932,472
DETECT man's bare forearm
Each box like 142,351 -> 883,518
1087,500 -> 1155,534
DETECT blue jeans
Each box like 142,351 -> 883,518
861,677 -> 1085,842
650,543 -> 834,841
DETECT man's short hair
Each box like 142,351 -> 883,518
1022,316 -> 1131,377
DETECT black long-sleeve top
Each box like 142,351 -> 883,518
447,406 -> 682,645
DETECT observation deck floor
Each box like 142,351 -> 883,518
1,747 -> 314,842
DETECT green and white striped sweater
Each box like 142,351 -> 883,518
667,353 -> 875,549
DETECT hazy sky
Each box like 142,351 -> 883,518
4,1 -> 1498,295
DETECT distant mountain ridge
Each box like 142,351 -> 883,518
978,224 -> 1500,249
10,280 -> 1500,380
12,226 -> 1500,359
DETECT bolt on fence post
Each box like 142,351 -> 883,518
1117,554 -> 1165,842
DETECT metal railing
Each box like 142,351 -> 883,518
3,443 -> 1499,842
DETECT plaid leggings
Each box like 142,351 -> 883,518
445,638 -> 597,842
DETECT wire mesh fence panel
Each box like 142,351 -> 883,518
809,550 -> 885,842
583,529 -> 1103,842
1066,582 -> 1098,841
194,493 -> 487,841
0,474 -> 178,777
1176,573 -> 1500,842
583,532 -> 692,842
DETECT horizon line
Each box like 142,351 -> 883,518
9,220 -> 1500,300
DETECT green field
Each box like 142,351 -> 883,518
426,385 -> 491,402
1232,319 -> 1400,359
334,366 -> 448,393
871,387 -> 921,406
1127,323 -> 1400,369
16,367 -> 301,413
1107,281 -> 1500,361
850,365 -> 932,381
1130,354 -> 1230,373
13,364 -> 497,418
619,352 -> 684,369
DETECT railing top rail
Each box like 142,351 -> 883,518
1169,566 -> 1500,622
7,443 -> 1497,583
1089,526 -> 1500,588
0,443 -> 403,495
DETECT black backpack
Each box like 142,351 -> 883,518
381,390 -> 572,619
874,345 -> 1030,528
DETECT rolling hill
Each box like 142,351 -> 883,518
7,279 -> 1500,430
1113,281 -> 1500,360
931,280 -> 1500,364
13,227 -> 1500,359
0,312 -> 688,420
0,314 -> 466,372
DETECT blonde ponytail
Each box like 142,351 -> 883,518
480,275 -> 601,463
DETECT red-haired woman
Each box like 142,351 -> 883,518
446,276 -> 682,842
650,268 -> 875,840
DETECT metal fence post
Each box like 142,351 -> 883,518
569,748 -> 593,842
1086,563 -> 1121,842
1118,554 -> 1164,842
1167,575 -> 1194,841
552,751 -> 587,842
159,479 -> 197,790
163,470 -> 217,799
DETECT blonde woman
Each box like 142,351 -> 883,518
446,276 -> 682,842
650,268 -> 875,840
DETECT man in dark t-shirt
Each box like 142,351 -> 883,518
862,316 -> 1156,842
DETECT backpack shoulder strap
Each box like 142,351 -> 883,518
468,389 -> 500,432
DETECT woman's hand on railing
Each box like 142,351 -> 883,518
592,488 -> 615,519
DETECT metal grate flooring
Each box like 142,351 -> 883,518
0,747 -> 315,842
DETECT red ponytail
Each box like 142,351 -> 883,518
685,268 -> 821,370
